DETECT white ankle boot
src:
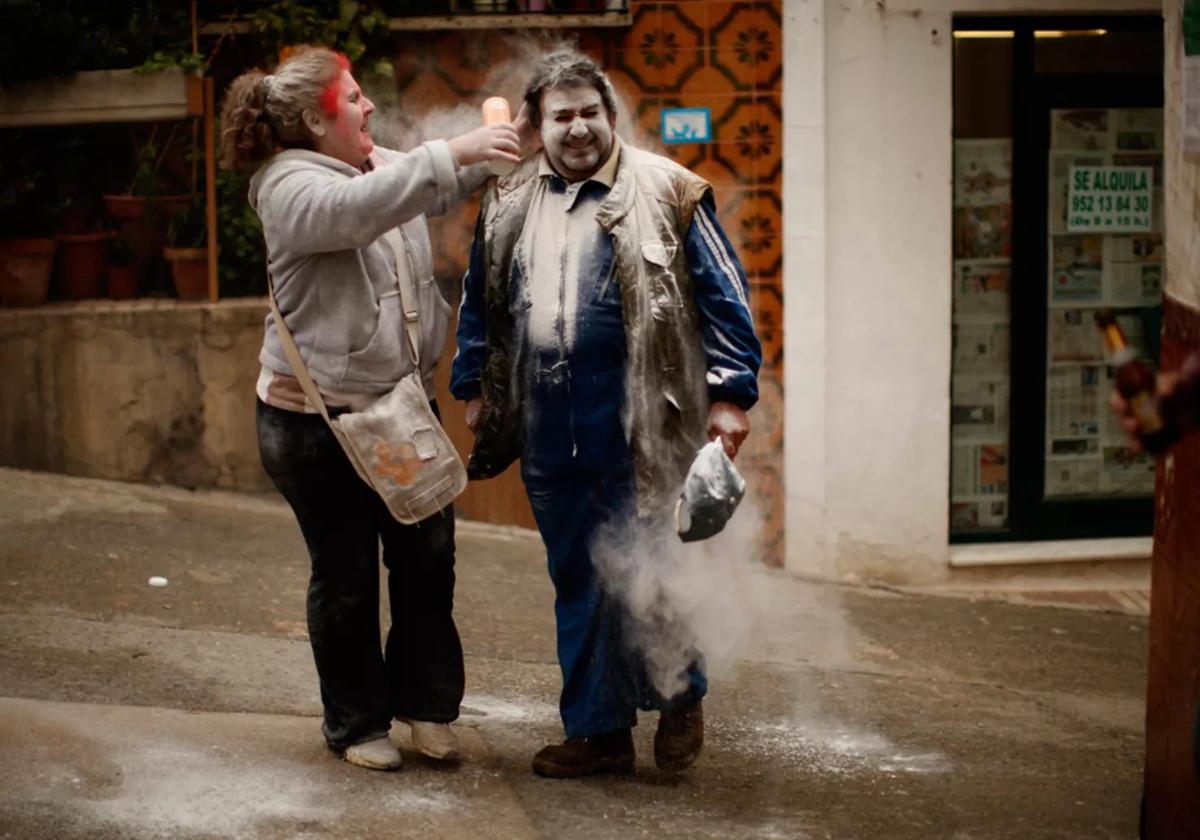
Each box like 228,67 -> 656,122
343,736 -> 402,770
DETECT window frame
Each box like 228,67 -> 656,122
950,14 -> 1164,544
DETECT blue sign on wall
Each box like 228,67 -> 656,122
661,107 -> 712,144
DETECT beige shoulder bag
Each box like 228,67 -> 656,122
267,230 -> 467,523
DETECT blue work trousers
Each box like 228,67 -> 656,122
524,443 -> 706,739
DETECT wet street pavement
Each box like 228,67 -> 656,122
0,467 -> 1147,839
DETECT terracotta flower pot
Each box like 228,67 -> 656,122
105,264 -> 139,300
56,231 -> 111,300
102,194 -> 194,274
163,246 -> 209,301
0,237 -> 55,307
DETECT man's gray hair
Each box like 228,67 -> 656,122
522,49 -> 618,128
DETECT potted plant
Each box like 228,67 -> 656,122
163,194 -> 208,301
0,139 -> 55,307
54,192 -> 112,300
101,126 -> 194,277
105,233 -> 139,300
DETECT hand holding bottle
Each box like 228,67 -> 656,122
1097,309 -> 1179,454
1110,373 -> 1183,454
447,123 -> 521,169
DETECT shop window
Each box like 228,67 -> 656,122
950,16 -> 1163,542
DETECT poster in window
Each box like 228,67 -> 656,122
1044,457 -> 1101,497
1048,308 -> 1104,364
1050,153 -> 1106,232
951,442 -> 1008,498
954,204 -> 1011,259
1050,109 -> 1109,152
953,320 -> 1009,375
954,139 -> 1012,207
1112,108 -> 1163,152
1046,364 -> 1102,441
952,375 -> 1010,441
1050,234 -> 1104,304
953,260 -> 1009,318
1100,445 -> 1155,495
950,500 -> 1007,530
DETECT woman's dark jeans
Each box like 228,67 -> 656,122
256,399 -> 464,751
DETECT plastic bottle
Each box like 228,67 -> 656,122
481,96 -> 516,177
1094,309 -> 1173,454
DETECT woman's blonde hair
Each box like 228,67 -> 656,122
219,46 -> 350,172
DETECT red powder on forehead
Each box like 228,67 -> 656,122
318,51 -> 352,118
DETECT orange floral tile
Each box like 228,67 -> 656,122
748,279 -> 784,371
632,97 -> 665,147
742,373 -> 784,452
396,72 -> 459,114
613,48 -> 666,93
692,155 -> 741,189
667,0 -> 710,30
656,5 -> 706,92
431,33 -> 496,96
393,39 -> 439,90
718,190 -> 782,277
679,62 -> 738,97
575,29 -> 614,64
709,1 -> 782,92
709,101 -> 767,184
428,197 -> 480,282
744,472 -> 785,566
605,67 -> 648,111
626,0 -> 662,29
750,95 -> 783,182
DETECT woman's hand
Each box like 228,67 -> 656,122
448,124 -> 521,168
708,401 -> 749,459
513,101 -> 541,154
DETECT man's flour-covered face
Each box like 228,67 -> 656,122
540,84 -> 614,182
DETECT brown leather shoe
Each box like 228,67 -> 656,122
654,698 -> 703,771
531,729 -> 635,778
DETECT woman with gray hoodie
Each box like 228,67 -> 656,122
219,46 -> 521,772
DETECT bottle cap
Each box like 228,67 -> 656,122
482,97 -> 511,127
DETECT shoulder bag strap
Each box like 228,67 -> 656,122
265,272 -> 334,425
385,227 -> 422,369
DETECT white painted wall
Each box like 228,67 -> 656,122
1165,0 -> 1200,308
783,0 -> 1163,584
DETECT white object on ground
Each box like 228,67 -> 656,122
147,576 -> 168,587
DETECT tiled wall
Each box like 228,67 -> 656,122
397,0 -> 785,565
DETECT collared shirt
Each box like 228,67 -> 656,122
519,138 -> 622,354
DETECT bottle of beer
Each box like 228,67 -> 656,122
1094,309 -> 1173,454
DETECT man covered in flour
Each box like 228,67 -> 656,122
451,49 -> 761,777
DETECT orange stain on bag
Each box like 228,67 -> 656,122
371,441 -> 421,487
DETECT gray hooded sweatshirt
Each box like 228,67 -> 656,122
249,140 -> 485,399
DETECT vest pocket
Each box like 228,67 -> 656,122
642,239 -> 682,320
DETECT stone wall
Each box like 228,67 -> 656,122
0,299 -> 270,492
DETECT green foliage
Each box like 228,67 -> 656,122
168,195 -> 207,250
251,0 -> 393,65
0,1 -> 197,84
135,52 -> 205,76
215,168 -> 267,297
